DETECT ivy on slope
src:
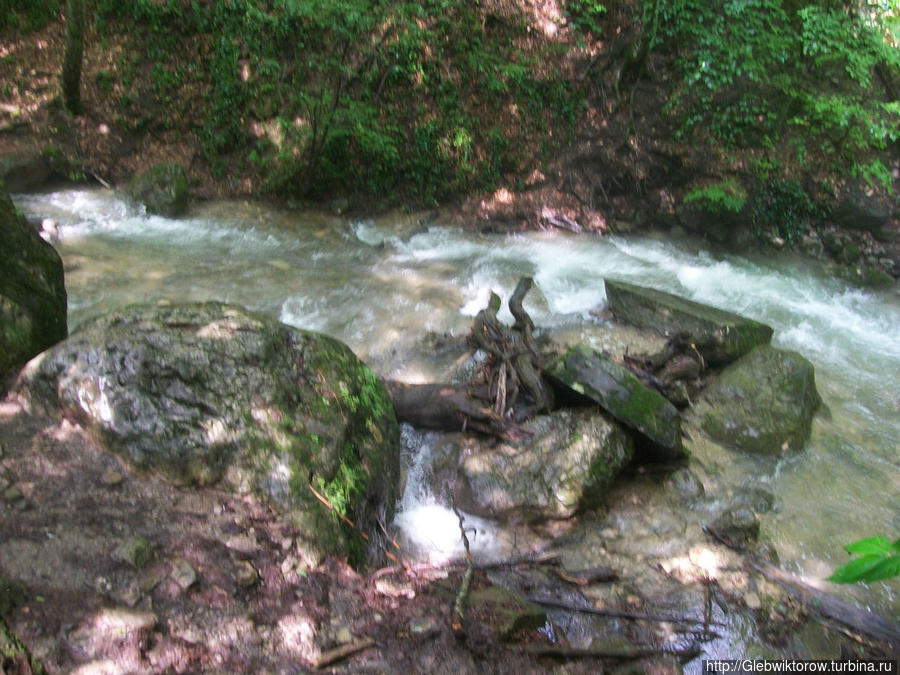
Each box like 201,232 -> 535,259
656,0 -> 900,190
94,0 -> 578,204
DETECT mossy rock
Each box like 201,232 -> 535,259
18,302 -> 400,567
694,345 -> 821,455
126,162 -> 189,217
0,190 -> 67,385
604,279 -> 773,365
546,344 -> 683,460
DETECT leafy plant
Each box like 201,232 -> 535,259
828,536 -> 900,584
565,0 -> 607,38
658,0 -> 900,180
683,179 -> 748,213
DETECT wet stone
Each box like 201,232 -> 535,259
731,485 -> 776,513
664,467 -> 705,499
706,506 -> 760,551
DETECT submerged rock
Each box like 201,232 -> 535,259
126,162 -> 189,217
693,345 -> 821,455
706,505 -> 760,551
0,190 -> 67,386
18,302 -> 400,566
604,279 -> 773,365
453,408 -> 633,522
546,344 -> 683,460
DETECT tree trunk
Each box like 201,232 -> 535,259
62,0 -> 85,115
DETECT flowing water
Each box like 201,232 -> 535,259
13,188 -> 900,640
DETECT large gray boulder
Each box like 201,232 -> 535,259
546,344 -> 683,460
453,408 -> 634,522
604,279 -> 773,365
692,345 -> 821,455
126,162 -> 189,217
18,302 -> 400,566
0,190 -> 67,386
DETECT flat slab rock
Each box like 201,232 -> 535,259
604,279 -> 773,365
546,344 -> 683,460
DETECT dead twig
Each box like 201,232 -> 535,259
313,637 -> 376,669
451,504 -> 474,639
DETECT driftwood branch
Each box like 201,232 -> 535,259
751,561 -> 900,651
510,642 -> 704,661
382,276 -> 551,438
527,595 -> 726,627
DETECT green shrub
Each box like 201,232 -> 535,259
748,179 -> 820,243
658,0 -> 900,181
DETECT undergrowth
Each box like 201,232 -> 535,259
92,0 -> 579,205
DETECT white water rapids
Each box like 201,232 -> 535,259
13,189 -> 899,628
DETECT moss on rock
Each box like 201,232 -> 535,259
19,302 -> 400,567
694,345 -> 821,455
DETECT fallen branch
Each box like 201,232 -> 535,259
313,637 -> 376,669
510,642 -> 703,661
384,380 -> 531,441
527,595 -> 726,627
751,561 -> 900,651
511,642 -> 703,661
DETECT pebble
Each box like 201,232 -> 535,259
744,591 -> 762,610
101,469 -> 124,487
236,560 -> 259,588
171,559 -> 199,590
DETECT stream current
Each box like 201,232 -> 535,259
13,189 -> 900,653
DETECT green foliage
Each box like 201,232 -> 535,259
658,0 -> 900,180
565,0 -> 607,38
93,0 -> 576,204
683,179 -> 748,213
0,0 -> 60,32
748,179 -> 821,243
828,536 -> 900,584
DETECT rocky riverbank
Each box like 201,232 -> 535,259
2,274 -> 898,672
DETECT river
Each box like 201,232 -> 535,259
13,188 -> 899,647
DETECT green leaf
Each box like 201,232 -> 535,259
862,557 -> 900,583
827,554 -> 887,584
844,536 -> 893,556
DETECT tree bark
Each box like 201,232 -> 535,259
62,0 -> 85,115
